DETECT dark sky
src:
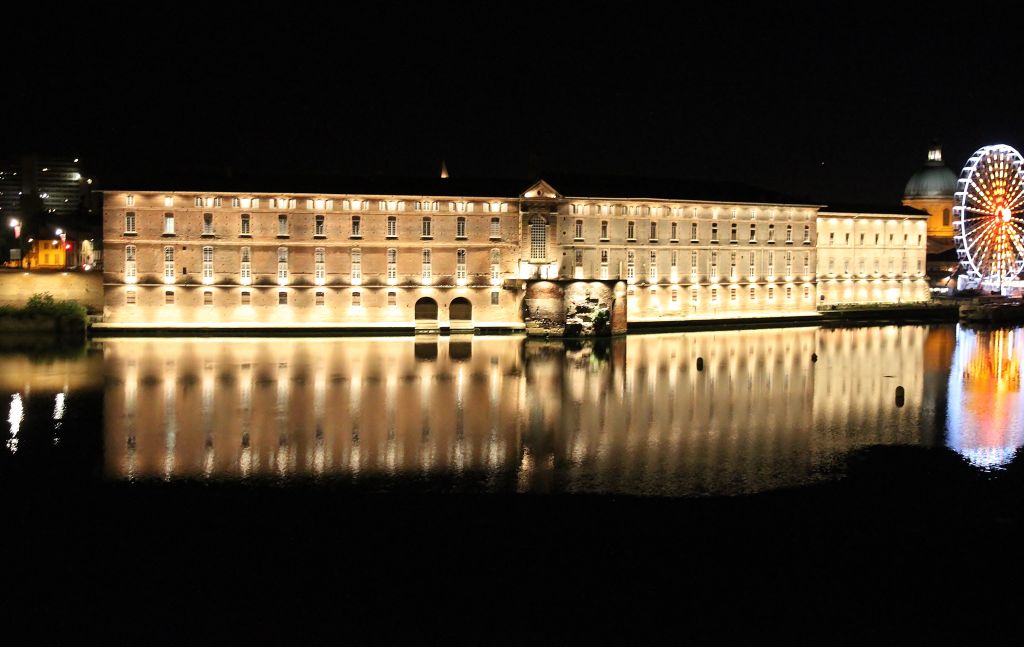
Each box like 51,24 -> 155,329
9,3 -> 1024,204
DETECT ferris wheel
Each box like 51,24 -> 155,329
955,144 -> 1024,289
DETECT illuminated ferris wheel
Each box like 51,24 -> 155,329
955,144 -> 1024,289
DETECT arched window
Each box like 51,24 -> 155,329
530,216 -> 547,261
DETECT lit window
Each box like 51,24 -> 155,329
125,212 -> 136,234
457,216 -> 467,239
240,214 -> 251,235
277,247 -> 288,283
164,213 -> 175,235
165,290 -> 174,305
278,215 -> 288,237
125,245 -> 136,282
203,291 -> 213,306
315,291 -> 325,306
315,215 -> 325,237
202,246 -> 213,282
240,290 -> 251,306
163,196 -> 173,208
530,216 -> 546,261
387,216 -> 397,238
163,246 -> 174,281
422,217 -> 432,238
279,291 -> 288,305
351,248 -> 362,283
126,195 -> 135,207
421,248 -> 432,281
456,248 -> 467,281
490,217 -> 501,239
387,248 -> 397,281
126,290 -> 136,305
240,247 -> 251,283
575,219 -> 584,240
203,213 -> 214,235
315,247 -> 325,283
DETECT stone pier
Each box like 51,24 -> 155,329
523,279 -> 627,337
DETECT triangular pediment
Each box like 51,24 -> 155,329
521,179 -> 562,199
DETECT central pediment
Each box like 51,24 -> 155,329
521,179 -> 562,200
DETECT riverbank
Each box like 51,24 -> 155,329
2,445 -> 1023,643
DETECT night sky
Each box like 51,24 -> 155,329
9,3 -> 1023,204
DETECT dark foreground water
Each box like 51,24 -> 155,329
4,325 -> 1024,643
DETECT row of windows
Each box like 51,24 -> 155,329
603,249 -> 813,282
822,258 -> 923,274
572,220 -> 813,244
129,245 -> 502,285
130,212 -> 505,240
624,284 -> 813,305
126,195 -> 511,213
131,288 -> 502,307
824,231 -> 924,246
569,204 -> 812,220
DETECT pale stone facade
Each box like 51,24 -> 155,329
99,179 -> 928,332
816,210 -> 930,305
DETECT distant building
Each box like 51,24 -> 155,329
902,144 -> 957,250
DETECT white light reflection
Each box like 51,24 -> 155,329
8,393 -> 23,453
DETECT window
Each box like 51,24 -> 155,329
203,291 -> 213,306
730,287 -> 737,302
845,233 -> 851,244
277,247 -> 289,282
691,287 -> 699,305
278,214 -> 288,237
749,286 -> 756,301
691,251 -> 699,275
388,291 -> 397,307
194,196 -> 203,208
203,213 -> 214,235
165,290 -> 174,305
202,246 -> 213,282
749,252 -> 757,277
649,221 -> 658,241
387,248 -> 397,282
767,251 -> 775,277
163,246 -> 174,281
829,232 -> 835,245
125,212 -> 136,234
600,249 -> 609,280
490,248 -> 501,283
671,222 -> 678,241
711,223 -> 718,243
575,219 -> 584,240
601,221 -> 609,240
421,248 -> 432,281
164,213 -> 175,235
803,255 -> 810,275
627,221 -> 636,240
860,233 -> 865,245
421,217 -> 432,238
691,222 -> 699,242
126,195 -> 135,207
626,250 -> 636,282
490,217 -> 501,239
315,247 -> 325,283
125,245 -> 136,281
729,252 -> 737,278
803,225 -> 811,244
749,224 -> 757,243
351,215 -> 361,238
240,290 -> 251,306
279,291 -> 288,306
456,248 -> 467,281
711,287 -> 719,303
164,196 -> 173,208
767,286 -> 775,302
126,290 -> 136,305
768,224 -> 775,243
231,197 -> 240,208
351,248 -> 362,283
457,216 -> 467,239
240,247 -> 251,283
785,252 -> 793,277
490,291 -> 500,306
786,286 -> 793,301
530,216 -> 546,261
710,251 -> 718,279
240,214 -> 251,236
315,291 -> 325,306
648,251 -> 657,282
786,225 -> 793,243
315,215 -> 325,237
670,251 -> 678,270
387,216 -> 397,238
730,223 -> 737,243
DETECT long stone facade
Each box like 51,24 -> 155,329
98,179 -> 929,334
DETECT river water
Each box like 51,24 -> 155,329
4,324 -> 1022,496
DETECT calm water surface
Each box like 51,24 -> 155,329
3,325 -> 1022,496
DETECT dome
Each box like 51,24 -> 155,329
904,144 -> 958,199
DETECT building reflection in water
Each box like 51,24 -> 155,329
946,326 -> 1024,469
100,326 -> 949,496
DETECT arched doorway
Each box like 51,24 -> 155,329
450,297 -> 472,331
415,297 -> 439,330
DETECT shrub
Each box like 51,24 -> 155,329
0,293 -> 87,321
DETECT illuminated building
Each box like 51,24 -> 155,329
902,143 -> 957,248
20,238 -> 73,270
98,176 -> 929,332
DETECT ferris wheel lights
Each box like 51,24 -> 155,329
1002,208 -> 1013,222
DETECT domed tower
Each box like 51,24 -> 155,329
902,143 -> 957,249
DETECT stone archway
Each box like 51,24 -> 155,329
415,297 -> 439,327
449,297 -> 472,331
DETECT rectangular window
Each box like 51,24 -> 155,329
691,251 -> 698,275
165,290 -> 174,305
767,286 -> 775,302
490,248 -> 501,283
730,252 -> 737,278
422,217 -> 432,238
768,224 -> 776,243
804,255 -> 810,275
710,251 -> 718,279
456,248 -> 467,280
711,287 -> 719,303
671,222 -> 678,241
164,213 -> 175,235
490,290 -> 500,306
387,216 -> 397,238
731,287 -> 737,302
125,245 -> 136,281
749,286 -> 756,301
126,290 -> 136,305
164,246 -> 175,281
126,194 -> 135,207
730,223 -> 737,243
240,214 -> 251,236
575,219 -> 584,240
194,196 -> 203,208
626,250 -> 636,281
711,223 -> 718,243
351,248 -> 362,283
388,291 -> 397,307
315,215 -> 325,237
691,287 -> 699,305
315,247 -> 325,283
387,248 -> 397,281
804,225 -> 811,243
203,291 -> 213,306
351,215 -> 361,238
649,221 -> 657,241
278,215 -> 288,237
202,246 -> 213,281
829,232 -> 835,245
231,197 -> 240,208
277,247 -> 288,282
749,252 -> 756,276
749,224 -> 757,243
421,248 -> 432,281
240,290 -> 251,306
786,225 -> 793,243
648,251 -> 657,282
601,221 -> 609,240
785,252 -> 793,277
767,250 -> 775,277
627,221 -> 636,240
240,247 -> 251,283
279,291 -> 288,306
315,291 -> 325,306
125,212 -> 136,234
457,216 -> 467,239
691,222 -> 699,242
490,217 -> 501,239
203,213 -> 214,235
600,249 -> 609,280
